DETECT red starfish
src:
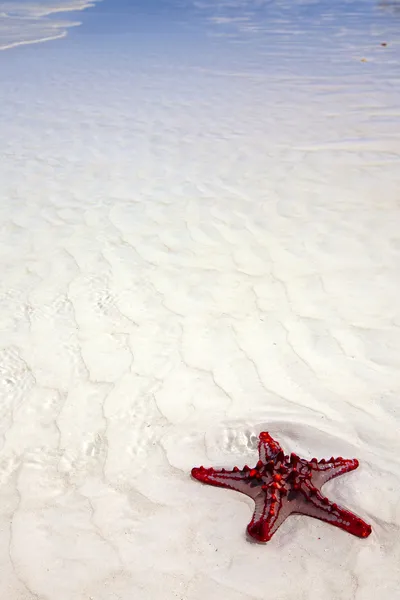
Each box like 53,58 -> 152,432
191,432 -> 372,543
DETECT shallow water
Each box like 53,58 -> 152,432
0,1 -> 399,598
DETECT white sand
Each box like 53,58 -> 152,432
1,0 -> 400,598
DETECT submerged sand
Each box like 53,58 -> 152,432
0,1 -> 400,598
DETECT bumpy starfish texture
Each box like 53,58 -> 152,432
191,432 -> 372,543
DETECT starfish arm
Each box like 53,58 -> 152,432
258,432 -> 283,463
309,456 -> 359,487
191,466 -> 258,498
247,489 -> 292,542
298,480 -> 372,538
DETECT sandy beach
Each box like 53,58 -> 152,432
1,0 -> 400,598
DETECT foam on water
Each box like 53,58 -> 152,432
0,0 -> 100,49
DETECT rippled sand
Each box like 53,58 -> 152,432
0,1 -> 399,598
